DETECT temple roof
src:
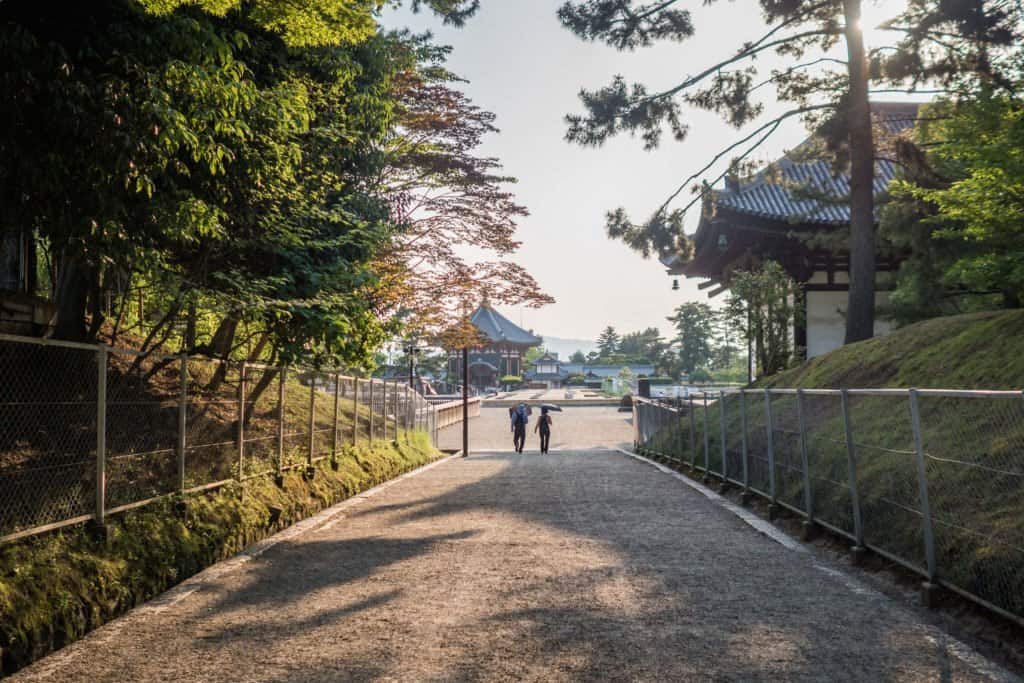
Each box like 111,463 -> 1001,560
662,102 -> 919,280
711,103 -> 917,225
469,304 -> 542,346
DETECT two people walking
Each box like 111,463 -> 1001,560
510,403 -> 553,454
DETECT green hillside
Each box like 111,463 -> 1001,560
640,310 -> 1024,621
763,310 -> 1024,389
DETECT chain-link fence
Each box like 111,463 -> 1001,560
0,333 -> 439,544
633,388 -> 1024,626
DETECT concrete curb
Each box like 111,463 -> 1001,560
615,448 -> 1021,683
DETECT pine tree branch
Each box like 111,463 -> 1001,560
748,57 -> 848,94
633,27 -> 841,109
656,104 -> 834,217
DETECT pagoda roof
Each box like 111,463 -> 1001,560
662,102 -> 919,280
470,304 -> 543,346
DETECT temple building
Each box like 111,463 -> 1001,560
447,302 -> 542,391
524,352 -> 569,389
663,102 -> 917,359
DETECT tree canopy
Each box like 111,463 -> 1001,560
0,0 -> 544,372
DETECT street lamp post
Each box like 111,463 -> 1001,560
462,346 -> 469,457
403,344 -> 421,389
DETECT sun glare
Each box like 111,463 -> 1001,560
858,0 -> 908,50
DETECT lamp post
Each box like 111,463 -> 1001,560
403,343 -> 421,389
462,346 -> 469,457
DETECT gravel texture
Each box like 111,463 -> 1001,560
11,449 -> 1013,682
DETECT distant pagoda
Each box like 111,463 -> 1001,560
447,301 -> 542,391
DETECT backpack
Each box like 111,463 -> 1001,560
513,407 -> 528,426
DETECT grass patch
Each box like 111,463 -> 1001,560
0,431 -> 441,676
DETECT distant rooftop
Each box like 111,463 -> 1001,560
469,303 -> 543,347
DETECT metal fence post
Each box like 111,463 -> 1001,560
702,393 -> 710,480
276,366 -> 286,484
677,398 -> 685,464
332,372 -> 340,468
840,388 -> 865,562
178,354 -> 187,493
688,395 -> 697,467
909,388 -> 940,605
372,378 -> 380,444
237,361 -> 246,481
95,344 -> 108,528
719,390 -> 728,485
306,377 -> 316,477
796,389 -> 817,539
352,378 -> 359,446
765,389 -> 779,519
739,391 -> 751,504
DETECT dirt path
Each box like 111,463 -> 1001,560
12,450 -> 1015,682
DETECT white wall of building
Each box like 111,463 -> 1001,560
806,290 -> 893,358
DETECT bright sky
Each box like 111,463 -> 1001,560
382,1 -> 910,343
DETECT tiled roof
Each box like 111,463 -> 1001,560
470,304 -> 543,346
711,103 -> 919,225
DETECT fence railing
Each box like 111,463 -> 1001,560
633,388 -> 1024,626
434,397 -> 482,431
0,333 -> 439,544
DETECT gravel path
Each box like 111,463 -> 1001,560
12,450 -> 1013,682
438,406 -> 634,453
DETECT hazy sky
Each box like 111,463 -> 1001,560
383,1 -> 907,343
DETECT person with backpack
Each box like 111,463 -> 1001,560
510,403 -> 529,453
534,406 -> 553,454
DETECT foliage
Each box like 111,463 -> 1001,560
372,36 -> 551,338
559,0 -> 1023,343
666,301 -> 714,374
0,0 -> 545,372
596,326 -> 620,356
689,367 -> 712,383
569,349 -> 587,363
567,373 -> 586,385
724,261 -> 802,376
523,346 -> 545,365
618,327 -> 667,360
882,93 -> 1024,322
499,374 -> 523,384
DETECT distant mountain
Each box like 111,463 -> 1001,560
540,336 -> 596,360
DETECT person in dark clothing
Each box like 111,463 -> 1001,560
511,403 -> 528,453
534,406 -> 552,454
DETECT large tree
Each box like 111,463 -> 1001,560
372,36 -> 551,337
666,302 -> 714,374
596,325 -> 620,356
558,0 -> 1020,344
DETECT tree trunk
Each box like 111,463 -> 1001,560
50,252 -> 90,342
843,0 -> 877,344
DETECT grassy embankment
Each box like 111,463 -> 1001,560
640,310 -> 1024,619
0,349 -> 442,676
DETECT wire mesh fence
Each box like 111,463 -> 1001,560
633,387 -> 1024,626
0,333 -> 440,544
